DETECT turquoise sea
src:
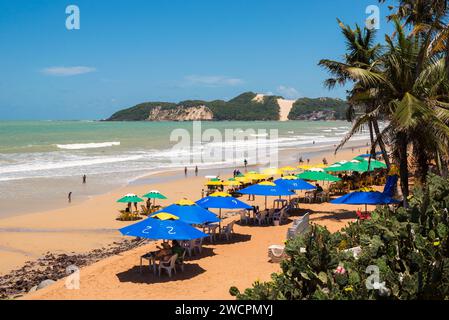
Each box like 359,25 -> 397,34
0,120 -> 369,217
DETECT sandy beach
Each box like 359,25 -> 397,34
0,141 -> 371,299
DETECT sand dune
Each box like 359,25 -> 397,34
252,94 -> 295,121
277,98 -> 295,121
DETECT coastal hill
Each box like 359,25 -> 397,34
106,92 -> 348,121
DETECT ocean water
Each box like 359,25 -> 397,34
0,120 -> 369,217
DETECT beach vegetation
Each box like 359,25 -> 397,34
231,174 -> 449,300
116,211 -> 143,221
287,97 -> 349,120
319,0 -> 449,206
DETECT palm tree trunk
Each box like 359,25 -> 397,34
436,150 -> 448,178
397,133 -> 409,207
372,119 -> 391,169
368,120 -> 375,148
446,37 -> 449,80
415,146 -> 429,184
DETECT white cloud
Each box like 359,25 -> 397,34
41,66 -> 96,76
277,85 -> 301,99
184,75 -> 244,87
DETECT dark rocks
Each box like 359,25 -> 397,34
0,239 -> 145,299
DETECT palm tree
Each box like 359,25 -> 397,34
326,20 -> 449,205
318,20 -> 391,168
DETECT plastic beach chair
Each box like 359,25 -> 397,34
219,221 -> 235,241
158,254 -> 178,277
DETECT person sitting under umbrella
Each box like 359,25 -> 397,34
313,183 -> 324,201
154,242 -> 173,262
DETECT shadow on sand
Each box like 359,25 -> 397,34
116,262 -> 206,284
209,233 -> 252,245
184,246 -> 216,261
307,209 -> 357,222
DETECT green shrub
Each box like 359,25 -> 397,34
230,174 -> 449,300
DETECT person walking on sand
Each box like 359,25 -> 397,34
307,159 -> 310,165
184,166 -> 187,176
68,192 -> 72,203
195,166 -> 198,176
244,159 -> 248,168
82,174 -> 86,184
322,157 -> 328,165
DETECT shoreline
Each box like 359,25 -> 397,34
0,139 -> 370,219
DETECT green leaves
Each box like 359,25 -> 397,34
233,174 -> 449,300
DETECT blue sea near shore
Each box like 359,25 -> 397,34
0,120 -> 369,217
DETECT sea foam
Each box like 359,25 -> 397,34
56,141 -> 120,150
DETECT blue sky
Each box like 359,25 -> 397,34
0,0 -> 395,120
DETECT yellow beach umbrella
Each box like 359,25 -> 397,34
281,175 -> 298,180
298,164 -> 327,170
151,212 -> 179,220
258,181 -> 276,186
175,199 -> 196,206
223,180 -> 242,187
245,173 -> 268,181
205,180 -> 223,186
209,191 -> 232,197
235,176 -> 252,184
280,166 -> 296,172
262,168 -> 283,176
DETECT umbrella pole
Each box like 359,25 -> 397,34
265,196 -> 267,210
219,208 -> 222,232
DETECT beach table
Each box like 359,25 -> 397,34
140,250 -> 159,274
203,223 -> 219,243
273,198 -> 288,209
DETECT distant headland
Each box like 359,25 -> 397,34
105,92 -> 349,122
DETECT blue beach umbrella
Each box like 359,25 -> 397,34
239,181 -> 295,209
331,191 -> 400,213
119,217 -> 208,240
196,192 -> 252,210
151,199 -> 220,225
196,192 -> 252,229
274,178 -> 316,191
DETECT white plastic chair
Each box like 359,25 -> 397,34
239,210 -> 250,225
255,211 -> 268,225
220,221 -> 235,241
193,238 -> 203,254
181,240 -> 195,257
175,250 -> 187,272
158,254 -> 178,277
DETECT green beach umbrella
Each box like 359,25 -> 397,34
297,171 -> 341,182
339,160 -> 387,172
117,193 -> 144,203
325,164 -> 346,173
142,190 -> 167,207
